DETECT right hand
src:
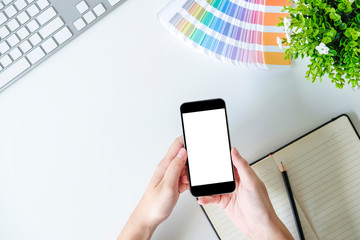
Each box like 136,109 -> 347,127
198,148 -> 293,240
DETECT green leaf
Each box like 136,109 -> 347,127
329,12 -> 336,20
338,3 -> 346,11
349,41 -> 358,47
345,28 -> 352,37
334,20 -> 342,26
355,15 -> 360,24
339,23 -> 347,30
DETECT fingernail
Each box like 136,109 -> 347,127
177,148 -> 186,159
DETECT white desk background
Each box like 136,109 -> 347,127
0,0 -> 359,239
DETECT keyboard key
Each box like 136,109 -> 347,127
93,4 -> 106,17
41,37 -> 57,53
7,34 -> 20,47
0,26 -> 10,39
36,0 -> 49,10
37,7 -> 56,25
19,40 -> 32,53
14,0 -> 27,10
0,41 -> 10,54
17,27 -> 30,39
0,2 -> 4,10
17,11 -> 30,24
54,27 -> 72,44
73,18 -> 86,31
29,32 -> 41,46
7,18 -> 20,31
9,47 -> 22,60
27,19 -> 39,32
26,4 -> 39,17
26,0 -> 35,3
0,12 -> 7,25
0,57 -> 31,88
27,46 -> 45,64
39,17 -> 63,38
76,1 -> 89,14
3,0 -> 13,5
0,55 -> 13,68
5,5 -> 17,18
108,0 -> 121,6
83,11 -> 96,24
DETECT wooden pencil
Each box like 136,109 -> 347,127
280,162 -> 305,240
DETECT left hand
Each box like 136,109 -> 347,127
118,136 -> 189,240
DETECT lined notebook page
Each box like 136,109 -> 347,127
272,116 -> 360,239
202,156 -> 317,240
252,156 -> 317,240
202,204 -> 248,240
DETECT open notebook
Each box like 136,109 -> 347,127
202,114 -> 360,240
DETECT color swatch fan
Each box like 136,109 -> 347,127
158,0 -> 291,69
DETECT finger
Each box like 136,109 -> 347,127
151,136 -> 184,186
163,148 -> 187,189
217,194 -> 232,209
180,167 -> 188,177
179,183 -> 189,193
233,165 -> 240,187
197,196 -> 221,205
231,148 -> 255,185
179,182 -> 190,191
180,167 -> 189,182
162,136 -> 184,165
180,175 -> 189,184
158,136 -> 184,171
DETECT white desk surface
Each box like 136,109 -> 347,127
1,0 -> 359,239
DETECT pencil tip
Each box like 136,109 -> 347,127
280,162 -> 286,172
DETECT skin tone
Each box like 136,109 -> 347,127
198,147 -> 293,240
118,137 -> 293,240
118,137 -> 189,240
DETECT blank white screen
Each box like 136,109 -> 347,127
182,109 -> 233,186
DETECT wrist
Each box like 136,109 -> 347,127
133,207 -> 159,236
267,218 -> 293,240
118,208 -> 159,240
249,216 -> 293,240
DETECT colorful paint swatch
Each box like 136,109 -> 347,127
158,0 -> 291,68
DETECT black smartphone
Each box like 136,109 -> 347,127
180,98 -> 235,197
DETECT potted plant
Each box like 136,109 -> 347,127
277,0 -> 360,89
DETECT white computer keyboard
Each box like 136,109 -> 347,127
0,0 -> 125,92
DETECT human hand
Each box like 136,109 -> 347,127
198,148 -> 293,240
118,136 -> 189,240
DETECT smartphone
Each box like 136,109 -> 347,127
180,98 -> 235,197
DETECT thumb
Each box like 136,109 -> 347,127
198,195 -> 221,205
163,148 -> 187,189
231,148 -> 255,185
